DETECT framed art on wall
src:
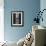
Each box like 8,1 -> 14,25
11,11 -> 24,27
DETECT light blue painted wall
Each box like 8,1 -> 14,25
4,0 -> 40,42
40,0 -> 46,27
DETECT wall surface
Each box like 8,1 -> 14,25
4,0 -> 40,42
40,0 -> 46,27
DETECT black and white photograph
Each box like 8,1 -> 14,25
11,11 -> 24,27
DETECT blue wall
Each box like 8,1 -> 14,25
40,0 -> 46,27
4,0 -> 40,42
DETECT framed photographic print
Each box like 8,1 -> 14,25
11,11 -> 24,27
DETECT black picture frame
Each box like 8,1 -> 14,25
11,11 -> 24,27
